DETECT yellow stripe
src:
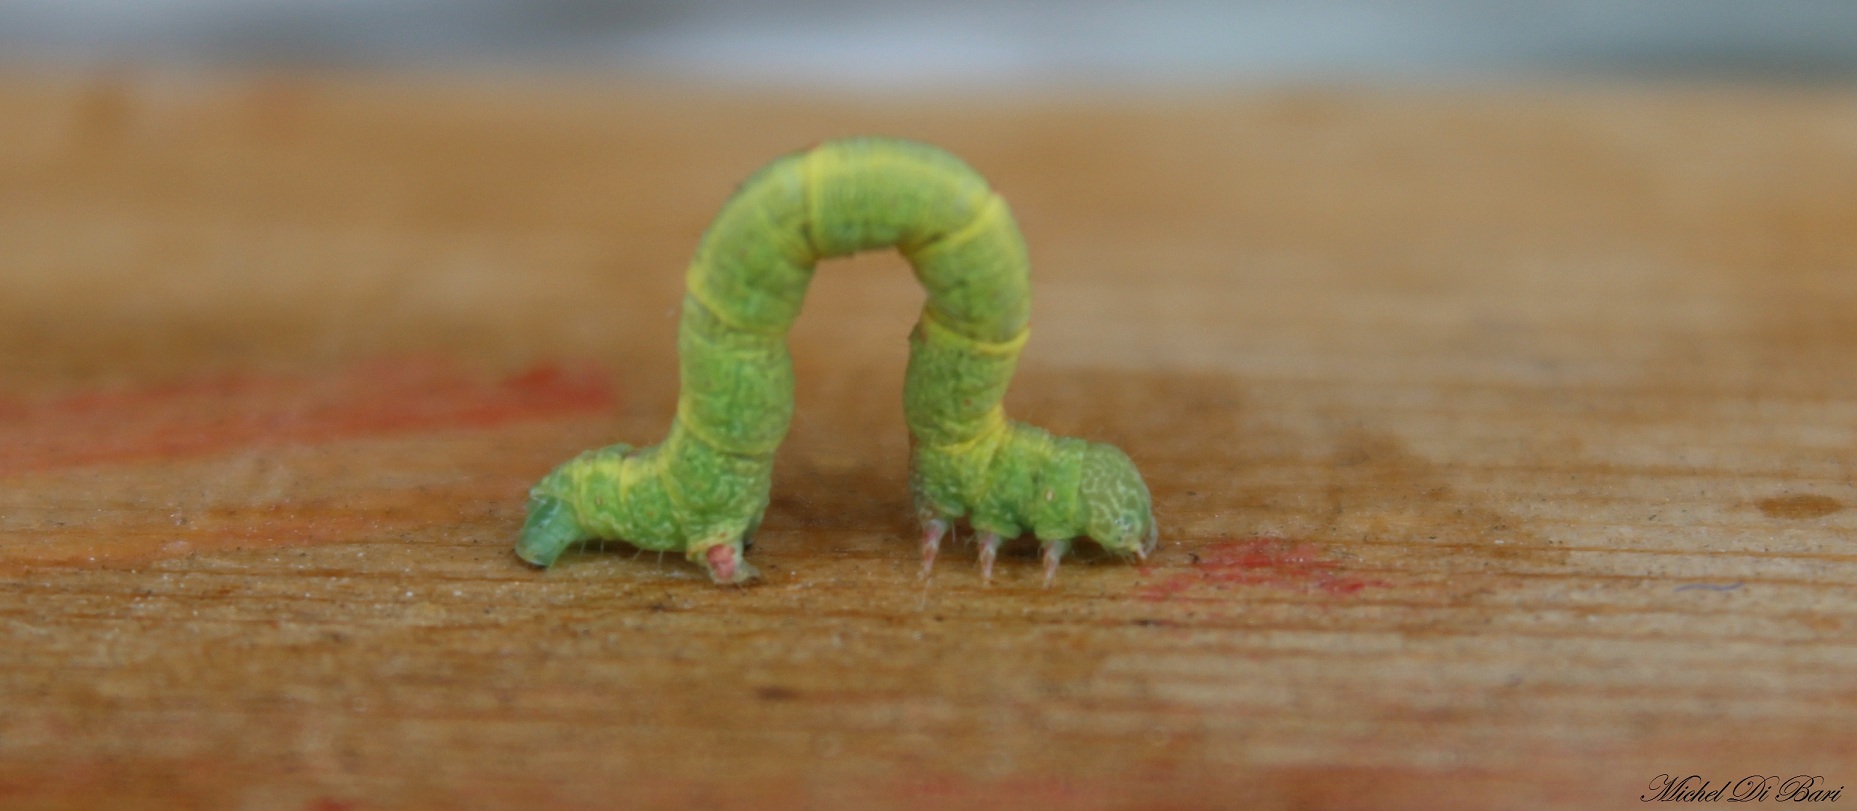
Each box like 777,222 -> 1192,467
801,145 -> 829,258
918,307 -> 1030,357
673,400 -> 779,458
685,273 -> 784,338
958,418 -> 1012,505
654,442 -> 692,538
918,404 -> 1011,454
905,190 -> 1005,257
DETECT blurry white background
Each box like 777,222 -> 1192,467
0,0 -> 1854,87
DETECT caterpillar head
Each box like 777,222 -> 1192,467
514,443 -> 627,568
517,491 -> 591,567
1079,443 -> 1157,560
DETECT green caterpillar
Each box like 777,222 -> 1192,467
516,136 -> 1155,585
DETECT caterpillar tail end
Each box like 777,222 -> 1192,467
516,492 -> 590,568
1080,443 -> 1159,564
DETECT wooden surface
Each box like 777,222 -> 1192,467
2,74 -> 1855,810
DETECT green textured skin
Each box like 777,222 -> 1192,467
516,137 -> 1155,584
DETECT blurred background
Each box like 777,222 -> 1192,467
2,0 -> 1855,87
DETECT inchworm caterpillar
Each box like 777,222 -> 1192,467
517,137 -> 1155,585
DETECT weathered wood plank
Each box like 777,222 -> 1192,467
1,75 -> 1853,810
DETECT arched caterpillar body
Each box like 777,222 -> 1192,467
517,137 -> 1155,585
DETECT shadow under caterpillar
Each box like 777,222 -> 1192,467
517,137 -> 1155,585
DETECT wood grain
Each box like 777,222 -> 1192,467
1,73 -> 1855,810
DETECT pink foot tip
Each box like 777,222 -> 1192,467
705,544 -> 753,585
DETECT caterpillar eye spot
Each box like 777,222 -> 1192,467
1044,490 -> 1055,502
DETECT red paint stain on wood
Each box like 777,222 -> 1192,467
0,357 -> 612,477
1139,538 -> 1390,601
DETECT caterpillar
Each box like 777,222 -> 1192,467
516,136 -> 1155,586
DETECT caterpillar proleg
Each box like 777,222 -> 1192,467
517,137 -> 1156,585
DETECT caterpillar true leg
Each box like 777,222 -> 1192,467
518,137 -> 1155,585
976,532 -> 1004,584
1041,538 -> 1072,588
920,518 -> 948,579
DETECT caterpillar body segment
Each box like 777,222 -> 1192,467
517,137 -> 1155,585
